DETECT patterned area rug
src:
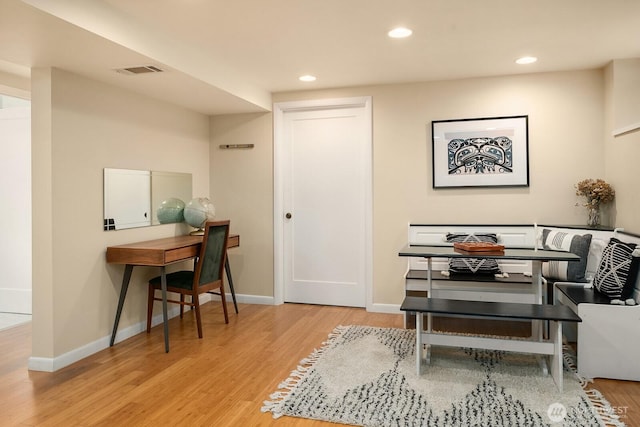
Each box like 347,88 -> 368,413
262,325 -> 625,427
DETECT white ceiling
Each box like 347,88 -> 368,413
1,0 -> 639,115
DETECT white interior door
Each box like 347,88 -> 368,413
274,97 -> 372,308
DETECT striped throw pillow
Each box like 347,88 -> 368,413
446,233 -> 501,274
593,238 -> 638,299
541,229 -> 592,282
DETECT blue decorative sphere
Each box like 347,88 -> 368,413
156,198 -> 185,223
184,197 -> 216,229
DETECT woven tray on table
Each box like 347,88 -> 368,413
453,242 -> 505,253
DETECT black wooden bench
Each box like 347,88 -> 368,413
555,284 -> 611,305
404,270 -> 545,328
400,296 -> 582,392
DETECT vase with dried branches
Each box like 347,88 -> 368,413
575,178 -> 615,227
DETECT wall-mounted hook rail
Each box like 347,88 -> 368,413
219,144 -> 254,149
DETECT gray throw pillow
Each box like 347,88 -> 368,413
541,229 -> 592,282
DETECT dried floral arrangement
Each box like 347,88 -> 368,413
575,178 -> 615,208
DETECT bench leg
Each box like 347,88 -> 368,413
549,320 -> 563,393
415,311 -> 423,375
537,356 -> 549,377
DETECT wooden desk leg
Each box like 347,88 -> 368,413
160,267 -> 170,353
225,257 -> 239,314
110,264 -> 134,346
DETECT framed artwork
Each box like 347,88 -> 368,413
431,115 -> 529,188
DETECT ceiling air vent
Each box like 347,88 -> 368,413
114,65 -> 164,75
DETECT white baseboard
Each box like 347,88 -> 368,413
207,292 -> 274,306
234,294 -> 274,305
0,288 -> 32,314
368,302 -> 402,314
27,292 -> 273,372
28,305 -> 183,372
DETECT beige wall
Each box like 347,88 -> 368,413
31,68 -> 54,357
212,69 -> 607,305
210,113 -> 274,299
610,58 -> 640,131
31,68 -> 210,360
0,69 -> 30,100
604,59 -> 640,231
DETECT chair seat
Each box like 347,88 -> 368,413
150,271 -> 194,290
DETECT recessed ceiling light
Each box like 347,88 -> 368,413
299,75 -> 317,82
388,27 -> 412,39
516,56 -> 538,65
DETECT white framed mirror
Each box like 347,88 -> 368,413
103,168 -> 192,230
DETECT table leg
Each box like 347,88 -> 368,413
532,260 -> 543,305
160,266 -> 170,353
531,260 -> 543,340
427,258 -> 432,333
531,260 -> 549,375
224,257 -> 239,313
110,264 -> 134,346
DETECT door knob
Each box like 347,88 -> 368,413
285,212 -> 292,219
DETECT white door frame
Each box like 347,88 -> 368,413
273,96 -> 373,309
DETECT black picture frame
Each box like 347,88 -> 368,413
431,115 -> 529,189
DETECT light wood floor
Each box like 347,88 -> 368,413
1,302 -> 638,426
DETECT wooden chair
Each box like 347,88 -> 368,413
147,220 -> 230,338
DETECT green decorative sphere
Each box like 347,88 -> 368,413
184,197 -> 216,229
156,198 -> 185,224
